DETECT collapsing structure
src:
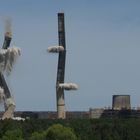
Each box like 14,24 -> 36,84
48,13 -> 78,119
0,19 -> 20,119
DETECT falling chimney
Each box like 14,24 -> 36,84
56,13 -> 66,119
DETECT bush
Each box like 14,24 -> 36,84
28,131 -> 46,140
1,129 -> 24,140
46,124 -> 78,140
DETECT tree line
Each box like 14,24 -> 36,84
0,118 -> 140,140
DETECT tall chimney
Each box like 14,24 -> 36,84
56,13 -> 66,119
0,20 -> 12,99
3,17 -> 12,49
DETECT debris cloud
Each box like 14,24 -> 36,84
0,47 -> 21,75
47,46 -> 64,53
59,83 -> 78,90
5,97 -> 15,107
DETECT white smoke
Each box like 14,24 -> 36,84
0,47 -> 21,75
47,46 -> 64,53
5,97 -> 15,107
59,83 -> 78,90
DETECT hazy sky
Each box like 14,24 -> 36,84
0,0 -> 140,111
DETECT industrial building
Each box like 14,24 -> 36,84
0,93 -> 138,119
89,95 -> 134,118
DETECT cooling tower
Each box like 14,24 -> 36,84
112,95 -> 131,110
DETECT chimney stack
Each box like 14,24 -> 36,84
56,13 -> 66,119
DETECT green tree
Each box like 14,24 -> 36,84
1,129 -> 24,140
46,124 -> 78,140
29,131 -> 46,140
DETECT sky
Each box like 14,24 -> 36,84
0,0 -> 140,111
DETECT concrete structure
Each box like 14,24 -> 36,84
48,13 -> 78,119
56,13 -> 66,119
0,109 -> 138,119
0,24 -> 16,119
112,95 -> 131,110
89,108 -> 140,119
89,108 -> 104,118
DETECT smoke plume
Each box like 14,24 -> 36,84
59,83 -> 78,90
0,47 -> 21,75
47,46 -> 64,53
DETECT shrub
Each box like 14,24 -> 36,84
46,124 -> 78,140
